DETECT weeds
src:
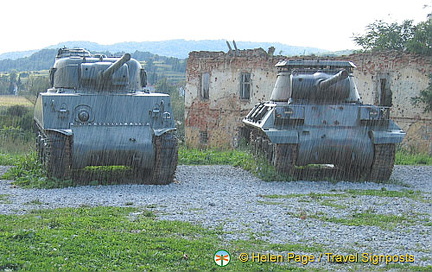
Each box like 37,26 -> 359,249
0,153 -> 23,166
179,146 -> 292,181
0,194 -> 11,204
311,212 -> 412,230
1,152 -> 51,188
344,189 -> 423,199
178,147 -> 251,166
395,150 -> 432,165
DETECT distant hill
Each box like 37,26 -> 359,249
0,39 -> 330,61
0,49 -> 58,72
0,50 -> 39,60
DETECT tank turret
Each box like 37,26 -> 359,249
50,48 -> 146,92
34,48 -> 177,184
244,59 -> 405,181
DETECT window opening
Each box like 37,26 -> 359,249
240,73 -> 251,99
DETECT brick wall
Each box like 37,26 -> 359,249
185,49 -> 279,148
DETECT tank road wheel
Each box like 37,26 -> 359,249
149,133 -> 178,185
249,129 -> 261,155
44,131 -> 72,179
273,144 -> 298,176
367,144 -> 396,181
36,131 -> 46,165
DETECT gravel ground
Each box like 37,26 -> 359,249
0,165 -> 431,270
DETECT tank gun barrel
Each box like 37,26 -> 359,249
318,69 -> 348,90
101,53 -> 131,80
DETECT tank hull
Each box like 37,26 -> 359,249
71,124 -> 154,169
244,102 -> 405,180
34,92 -> 177,183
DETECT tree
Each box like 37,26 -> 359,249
406,19 -> 432,55
24,75 -> 50,103
353,20 -> 416,52
354,16 -> 432,113
8,70 -> 18,94
155,78 -> 176,94
353,18 -> 431,55
412,74 -> 432,113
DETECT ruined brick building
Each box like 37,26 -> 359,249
184,48 -> 432,154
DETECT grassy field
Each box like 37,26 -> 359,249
1,206 -> 430,271
0,95 -> 34,107
0,206 -> 316,271
0,95 -> 34,155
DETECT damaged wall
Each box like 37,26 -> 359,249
185,49 -> 432,153
346,52 -> 432,153
185,49 -> 279,148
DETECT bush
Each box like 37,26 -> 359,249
5,105 -> 28,117
0,104 -> 34,131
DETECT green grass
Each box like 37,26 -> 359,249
0,206 -> 429,271
0,136 -> 34,155
179,146 -> 292,181
260,189 -> 425,201
0,194 -> 11,204
261,192 -> 348,199
309,212 -> 415,230
0,206 -> 309,271
344,189 -> 424,199
395,150 -> 432,165
179,147 -> 252,165
0,153 -> 24,166
1,152 -> 52,189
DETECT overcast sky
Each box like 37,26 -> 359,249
1,0 -> 430,54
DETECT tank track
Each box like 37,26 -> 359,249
148,132 -> 178,185
367,144 -> 396,181
36,125 -> 72,179
36,122 -> 178,184
249,128 -> 298,176
249,133 -> 396,181
273,143 -> 298,176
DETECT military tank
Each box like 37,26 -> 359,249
243,60 -> 405,181
34,48 -> 177,184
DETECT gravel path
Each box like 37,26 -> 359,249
0,165 -> 431,270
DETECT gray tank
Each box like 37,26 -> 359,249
34,48 -> 177,184
243,60 -> 405,181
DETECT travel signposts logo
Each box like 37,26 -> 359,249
214,250 -> 231,267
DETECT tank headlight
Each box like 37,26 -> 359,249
284,107 -> 294,115
78,110 -> 90,122
369,108 -> 379,118
162,112 -> 171,119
